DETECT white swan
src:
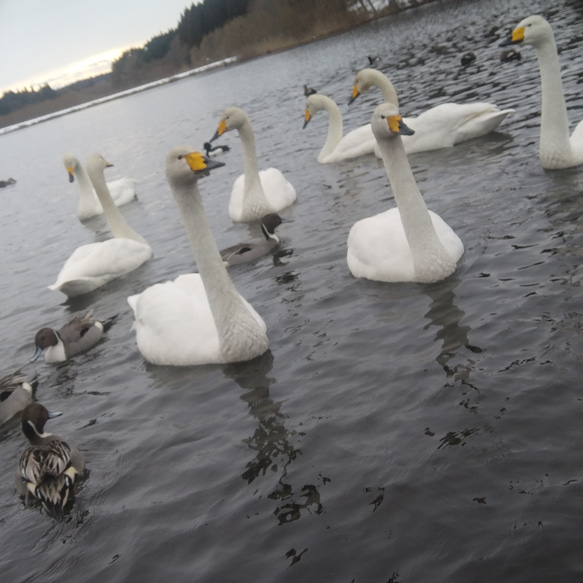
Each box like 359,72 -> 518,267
303,93 -> 377,163
501,15 -> 583,169
210,107 -> 296,222
350,68 -> 514,154
63,154 -> 137,221
50,154 -> 152,298
127,147 -> 269,366
347,103 -> 464,283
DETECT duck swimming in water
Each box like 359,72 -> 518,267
31,310 -> 117,364
0,372 -> 37,425
220,213 -> 285,266
16,402 -> 85,517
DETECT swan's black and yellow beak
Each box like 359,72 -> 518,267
348,84 -> 360,105
183,151 -> 225,175
210,119 -> 227,143
500,26 -> 524,47
303,109 -> 312,130
387,114 -> 415,136
66,165 -> 75,183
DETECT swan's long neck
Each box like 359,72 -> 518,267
173,179 -> 265,360
87,167 -> 148,245
237,122 -> 269,206
317,96 -> 344,161
74,163 -> 100,211
368,71 -> 399,107
378,136 -> 452,276
534,35 -> 572,164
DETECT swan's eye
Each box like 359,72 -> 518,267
178,155 -> 183,160
380,115 -> 386,120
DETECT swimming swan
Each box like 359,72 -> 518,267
303,93 -> 376,163
220,213 -> 284,266
50,153 -> 152,298
63,154 -> 137,221
127,147 -> 269,366
349,68 -> 514,154
347,103 -> 464,283
210,107 -> 296,222
16,403 -> 85,517
501,15 -> 583,169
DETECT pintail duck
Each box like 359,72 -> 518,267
16,403 -> 85,516
0,372 -> 38,425
31,310 -> 117,364
220,213 -> 286,267
203,141 -> 230,157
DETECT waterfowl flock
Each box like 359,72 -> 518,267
1,13 -> 580,522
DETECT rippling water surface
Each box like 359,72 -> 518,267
1,0 -> 583,581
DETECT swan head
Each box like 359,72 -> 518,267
62,153 -> 80,183
210,107 -> 248,142
304,94 -> 326,129
165,146 -> 225,187
349,68 -> 398,106
371,103 -> 415,141
501,15 -> 553,49
86,153 -> 113,174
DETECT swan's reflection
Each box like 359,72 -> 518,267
223,352 -> 323,525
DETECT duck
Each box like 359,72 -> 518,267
127,147 -> 269,366
461,51 -> 477,67
63,154 -> 137,221
50,153 -> 152,298
500,15 -> 583,169
209,107 -> 297,222
303,84 -> 317,97
347,102 -> 464,283
31,310 -> 117,364
349,68 -> 514,154
220,213 -> 285,266
0,177 -> 16,188
304,93 -> 376,163
499,48 -> 521,63
203,141 -> 230,157
367,55 -> 381,66
0,372 -> 37,425
16,403 -> 85,516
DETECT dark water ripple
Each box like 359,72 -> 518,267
1,0 -> 583,581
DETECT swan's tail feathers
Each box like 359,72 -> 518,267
456,107 -> 515,143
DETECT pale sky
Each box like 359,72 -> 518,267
0,0 -> 195,93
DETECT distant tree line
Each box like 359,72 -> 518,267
0,0 -> 435,124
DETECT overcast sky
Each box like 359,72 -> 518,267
0,0 -> 194,93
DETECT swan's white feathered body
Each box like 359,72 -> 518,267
304,93 -> 376,163
63,154 -> 137,220
128,147 -> 269,366
347,103 -> 464,283
351,69 -> 514,154
504,15 -> 583,169
212,107 -> 296,222
50,154 -> 151,297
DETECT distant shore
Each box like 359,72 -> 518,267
0,0 -> 438,132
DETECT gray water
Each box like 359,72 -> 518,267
1,0 -> 583,581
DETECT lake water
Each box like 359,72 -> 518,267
1,0 -> 583,581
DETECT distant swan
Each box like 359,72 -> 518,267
50,153 -> 152,298
220,213 -> 284,266
127,147 -> 269,366
349,68 -> 514,154
210,107 -> 296,222
63,154 -> 137,221
501,15 -> 583,169
347,103 -> 464,283
303,93 -> 376,163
